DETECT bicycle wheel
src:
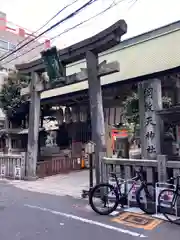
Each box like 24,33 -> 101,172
89,183 -> 119,215
158,189 -> 180,225
136,183 -> 156,214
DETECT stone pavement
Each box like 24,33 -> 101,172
4,170 -> 91,198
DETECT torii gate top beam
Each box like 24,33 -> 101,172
16,20 -> 127,74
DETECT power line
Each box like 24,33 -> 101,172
2,0 -> 130,66
0,0 -> 96,62
128,0 -> 138,10
0,0 -> 97,62
0,0 -> 80,61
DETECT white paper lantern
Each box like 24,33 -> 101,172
79,106 -> 87,122
71,106 -> 80,123
64,107 -> 72,124
56,107 -> 64,125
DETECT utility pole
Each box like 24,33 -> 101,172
86,51 -> 106,184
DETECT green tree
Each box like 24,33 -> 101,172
0,70 -> 29,117
123,92 -> 172,136
123,92 -> 139,125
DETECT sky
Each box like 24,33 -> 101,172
1,0 -> 180,51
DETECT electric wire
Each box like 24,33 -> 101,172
2,0 -> 134,66
0,0 -> 98,62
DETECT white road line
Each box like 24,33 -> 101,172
24,204 -> 147,238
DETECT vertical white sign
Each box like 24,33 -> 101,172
0,164 -> 6,177
14,166 -> 21,179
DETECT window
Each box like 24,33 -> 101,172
9,43 -> 16,50
0,39 -> 8,51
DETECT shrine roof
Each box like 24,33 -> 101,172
157,105 -> 180,122
0,128 -> 44,135
157,105 -> 180,115
41,20 -> 180,101
18,20 -> 180,101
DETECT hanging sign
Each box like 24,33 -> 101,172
85,141 -> 95,154
56,108 -> 64,125
64,107 -> 72,124
71,106 -> 80,122
79,106 -> 87,122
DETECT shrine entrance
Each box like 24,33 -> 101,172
17,20 -> 127,180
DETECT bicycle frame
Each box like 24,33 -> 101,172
111,170 -> 145,198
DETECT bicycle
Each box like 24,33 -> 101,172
89,169 -> 156,215
158,175 -> 180,225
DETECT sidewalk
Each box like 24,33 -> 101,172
6,170 -> 91,198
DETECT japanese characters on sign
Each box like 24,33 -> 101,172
144,86 -> 156,157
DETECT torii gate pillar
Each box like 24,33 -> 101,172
25,72 -> 41,180
86,51 -> 106,184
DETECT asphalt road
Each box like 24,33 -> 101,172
0,181 -> 180,240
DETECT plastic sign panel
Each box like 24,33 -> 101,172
108,177 -> 125,200
155,183 -> 177,215
127,181 -> 146,207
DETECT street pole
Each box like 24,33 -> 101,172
89,153 -> 93,189
86,50 -> 106,185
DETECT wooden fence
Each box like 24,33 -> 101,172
0,153 -> 82,179
0,153 -> 26,179
37,156 -> 81,178
102,155 -> 180,183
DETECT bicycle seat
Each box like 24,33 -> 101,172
109,172 -> 116,176
109,172 -> 121,177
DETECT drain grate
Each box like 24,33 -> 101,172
123,215 -> 153,225
112,212 -> 162,230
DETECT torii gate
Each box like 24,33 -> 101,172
17,19 -> 127,182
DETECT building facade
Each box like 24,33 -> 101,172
0,11 -> 50,69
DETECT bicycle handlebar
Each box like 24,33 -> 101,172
167,175 -> 180,183
109,169 -> 142,181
